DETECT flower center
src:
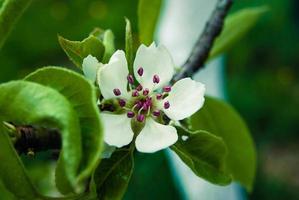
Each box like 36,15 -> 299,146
110,67 -> 172,123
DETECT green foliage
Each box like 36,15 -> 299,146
0,0 -> 32,49
125,18 -> 134,74
171,126 -> 232,185
138,0 -> 162,45
190,96 -> 256,191
102,30 -> 116,63
58,35 -> 105,69
208,6 -> 268,60
25,67 -> 103,193
0,81 -> 82,198
94,147 -> 134,200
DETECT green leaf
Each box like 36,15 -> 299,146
0,0 -> 32,49
208,6 -> 268,60
190,97 -> 256,191
138,0 -> 162,45
102,30 -> 115,63
58,35 -> 105,68
125,18 -> 133,74
25,67 -> 103,191
94,148 -> 134,200
171,126 -> 232,185
0,81 -> 82,198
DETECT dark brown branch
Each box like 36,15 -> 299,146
172,0 -> 233,82
14,125 -> 61,155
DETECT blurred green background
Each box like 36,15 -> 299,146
0,0 -> 298,199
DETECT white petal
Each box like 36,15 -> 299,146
135,118 -> 178,153
97,50 -> 129,99
101,113 -> 134,148
133,43 -> 175,90
82,55 -> 101,82
163,78 -> 205,120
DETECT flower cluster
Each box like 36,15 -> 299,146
82,43 -> 205,153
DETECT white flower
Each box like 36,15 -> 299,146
83,43 -> 205,153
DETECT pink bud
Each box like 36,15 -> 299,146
137,114 -> 145,122
153,110 -> 161,117
118,99 -> 126,107
132,90 -> 139,97
143,88 -> 149,96
113,88 -> 121,96
164,101 -> 170,109
127,111 -> 135,118
127,75 -> 134,84
153,75 -> 160,84
136,84 -> 143,91
163,86 -> 172,92
137,67 -> 144,76
156,93 -> 163,100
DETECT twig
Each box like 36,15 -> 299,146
172,0 -> 233,82
13,125 -> 61,155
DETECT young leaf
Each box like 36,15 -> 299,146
0,81 -> 82,197
190,96 -> 256,191
94,148 -> 134,200
102,30 -> 115,63
58,35 -> 105,68
25,67 -> 103,188
208,6 -> 268,60
171,126 -> 232,185
125,18 -> 134,74
138,0 -> 162,45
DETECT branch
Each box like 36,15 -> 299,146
172,0 -> 233,82
13,125 -> 61,155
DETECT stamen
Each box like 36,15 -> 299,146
163,86 -> 172,92
143,88 -> 149,96
137,67 -> 144,76
113,88 -> 121,96
127,75 -> 134,84
136,84 -> 143,91
132,90 -> 139,97
118,99 -> 126,107
156,93 -> 163,100
137,114 -> 145,122
142,103 -> 149,111
153,110 -> 161,117
135,101 -> 143,109
127,111 -> 135,118
164,101 -> 170,109
153,75 -> 160,84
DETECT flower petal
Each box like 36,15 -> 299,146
163,78 -> 205,120
97,50 -> 129,99
82,55 -> 101,82
133,43 -> 175,91
101,113 -> 134,148
135,118 -> 178,153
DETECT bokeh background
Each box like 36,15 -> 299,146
0,0 -> 298,199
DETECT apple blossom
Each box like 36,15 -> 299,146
82,43 -> 205,153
